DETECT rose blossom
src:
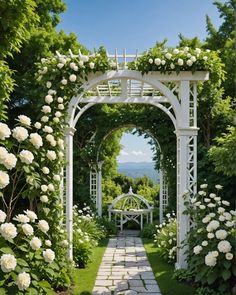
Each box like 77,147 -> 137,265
13,214 -> 30,223
12,126 -> 29,142
206,220 -> 220,232
58,104 -> 64,110
38,220 -> 49,233
41,184 -> 48,192
43,126 -> 53,133
41,116 -> 49,122
16,272 -> 31,290
41,105 -> 51,113
43,249 -> 55,263
18,115 -> 31,126
0,147 -> 8,162
0,254 -> 17,272
69,74 -> 77,82
42,167 -> 50,174
89,62 -> 95,69
0,123 -> 11,140
0,210 -> 6,223
19,150 -> 34,164
193,245 -> 202,254
205,252 -> 217,267
45,240 -> 52,247
53,175 -> 60,181
202,241 -> 208,246
186,59 -> 193,66
30,133 -> 43,149
215,184 -> 223,190
22,224 -> 34,236
217,240 -> 232,253
200,184 -> 208,189
3,153 -> 17,170
40,195 -> 48,203
24,210 -> 37,222
48,183 -> 54,191
215,229 -> 227,240
61,78 -> 67,85
177,58 -> 184,66
30,237 -> 42,250
0,171 -> 10,189
225,253 -> 233,260
46,150 -> 56,161
0,223 -> 17,240
207,233 -> 214,239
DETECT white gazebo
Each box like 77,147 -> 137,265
64,49 -> 209,268
108,187 -> 153,230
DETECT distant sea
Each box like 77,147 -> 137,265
118,162 -> 160,183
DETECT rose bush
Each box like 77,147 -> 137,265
183,184 -> 236,294
154,212 -> 177,263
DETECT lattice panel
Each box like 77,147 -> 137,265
189,82 -> 197,127
162,172 -> 169,210
187,135 -> 197,196
90,168 -> 97,205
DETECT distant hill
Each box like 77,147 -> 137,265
118,162 -> 159,183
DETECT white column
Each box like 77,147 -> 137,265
150,211 -> 153,224
65,126 -> 76,260
175,128 -> 198,269
97,161 -> 103,216
159,169 -> 164,224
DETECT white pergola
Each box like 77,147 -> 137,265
65,50 -> 208,269
89,125 -> 168,223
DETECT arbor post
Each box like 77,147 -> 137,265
65,126 -> 76,260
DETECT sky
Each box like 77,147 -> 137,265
57,0 -> 223,162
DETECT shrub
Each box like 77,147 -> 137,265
96,217 -> 118,237
154,212 -> 177,262
183,184 -> 236,294
140,223 -> 157,239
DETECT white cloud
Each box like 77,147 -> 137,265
120,150 -> 129,156
131,150 -> 145,156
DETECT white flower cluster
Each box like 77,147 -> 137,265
0,146 -> 17,170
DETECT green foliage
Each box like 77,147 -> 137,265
140,223 -> 157,239
183,184 -> 236,294
173,269 -> 195,283
154,213 -> 177,263
96,217 -> 118,237
208,126 -> 236,176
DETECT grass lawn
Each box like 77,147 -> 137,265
143,239 -> 196,295
70,238 -> 109,295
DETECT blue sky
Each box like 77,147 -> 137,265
58,0 -> 223,162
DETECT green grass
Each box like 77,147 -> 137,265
70,238 -> 109,295
143,239 -> 195,295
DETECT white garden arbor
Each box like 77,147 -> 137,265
89,125 -> 169,223
65,51 -> 208,269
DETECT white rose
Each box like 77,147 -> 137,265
202,216 -> 211,223
55,111 -> 62,118
41,116 -> 49,123
53,175 -> 60,181
190,56 -> 196,62
218,207 -> 225,214
0,210 -> 6,223
222,200 -> 230,206
0,223 -> 17,240
12,126 -> 29,142
165,53 -> 172,59
30,237 -> 42,250
193,245 -> 202,254
154,58 -> 161,65
207,233 -> 214,239
215,184 -> 223,190
3,153 -> 17,170
207,203 -> 215,208
22,224 -> 34,236
45,95 -> 53,104
202,241 -> 208,246
215,229 -> 227,240
58,151 -> 64,159
41,185 -> 48,192
46,134 -> 54,142
38,220 -> 49,233
53,117 -> 59,123
16,272 -> 31,290
198,190 -> 206,196
60,240 -> 69,247
70,62 -> 76,69
161,60 -> 166,65
0,123 -> 11,140
69,74 -> 77,82
30,133 -> 43,149
80,55 -> 89,62
224,212 -> 232,220
209,193 -> 216,198
204,198 -> 211,203
45,240 -> 52,247
48,183 -> 54,191
225,221 -> 234,227
203,56 -> 208,61
0,170 -> 10,189
173,48 -> 179,54
43,126 -> 53,134
214,196 -> 221,202
57,97 -> 63,103
61,78 -> 67,85
209,213 -> 216,218
0,254 -> 17,272
148,58 -> 153,64
170,63 -> 175,69
18,115 -> 31,126
230,210 -> 236,216
42,167 -> 50,174
205,252 -> 217,267
206,220 -> 220,232
46,150 -> 56,161
58,104 -> 64,110
217,240 -> 232,253
186,59 -> 193,66
0,147 -> 8,163
199,205 -> 206,210
78,60 -> 84,67
219,215 -> 226,222
57,63 -> 64,69
58,139 -> 64,150
13,214 -> 30,223
177,58 -> 184,66
43,249 -> 55,263
24,210 -> 37,222
195,48 -> 201,55
58,57 -> 67,64
225,253 -> 233,260
41,105 -> 51,114
40,195 -> 48,203
89,62 -> 95,69
200,184 -> 208,189
46,81 -> 52,88
19,150 -> 34,164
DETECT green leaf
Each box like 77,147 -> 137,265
207,271 -> 218,284
223,260 -> 231,269
0,247 -> 14,255
17,258 -> 29,267
222,269 -> 231,281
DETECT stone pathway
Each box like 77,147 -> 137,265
92,236 -> 162,295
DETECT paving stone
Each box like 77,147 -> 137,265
130,286 -> 147,292
117,290 -> 137,295
128,279 -> 144,287
146,284 -> 161,292
144,279 -> 157,285
93,286 -> 110,295
95,280 -> 113,286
